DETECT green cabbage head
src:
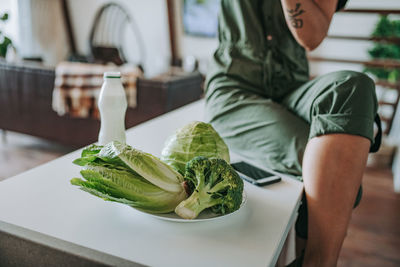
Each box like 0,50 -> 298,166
161,121 -> 230,174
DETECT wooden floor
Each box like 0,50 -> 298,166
1,131 -> 399,266
0,131 -> 73,181
338,167 -> 400,267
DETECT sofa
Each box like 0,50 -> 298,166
0,61 -> 203,148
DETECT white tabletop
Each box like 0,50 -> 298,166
0,100 -> 303,267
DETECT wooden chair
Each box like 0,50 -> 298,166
88,3 -> 146,71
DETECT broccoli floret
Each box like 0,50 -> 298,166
175,156 -> 244,219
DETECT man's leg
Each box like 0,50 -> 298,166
280,71 -> 378,266
302,134 -> 370,266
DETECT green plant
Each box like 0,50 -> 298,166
364,15 -> 400,83
372,15 -> 400,37
0,12 -> 12,58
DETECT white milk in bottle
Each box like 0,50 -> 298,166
98,72 -> 127,145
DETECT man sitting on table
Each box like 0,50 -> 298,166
205,0 -> 380,266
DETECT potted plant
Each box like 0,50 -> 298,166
365,15 -> 400,83
364,15 -> 399,168
0,12 -> 13,58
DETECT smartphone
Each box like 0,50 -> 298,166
231,161 -> 281,186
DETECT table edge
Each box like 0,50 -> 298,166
269,189 -> 303,266
0,220 -> 146,267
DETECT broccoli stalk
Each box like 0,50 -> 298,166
175,156 -> 243,219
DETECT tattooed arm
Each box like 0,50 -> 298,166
280,0 -> 339,51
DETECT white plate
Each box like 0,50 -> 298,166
138,191 -> 247,222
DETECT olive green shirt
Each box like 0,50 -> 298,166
206,0 -> 347,100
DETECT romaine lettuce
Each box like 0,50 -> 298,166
71,142 -> 187,214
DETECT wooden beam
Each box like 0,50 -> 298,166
166,0 -> 182,66
307,56 -> 400,69
375,80 -> 400,90
326,35 -> 400,45
341,9 -> 400,15
61,0 -> 77,54
378,101 -> 397,106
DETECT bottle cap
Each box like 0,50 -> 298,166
104,72 -> 121,78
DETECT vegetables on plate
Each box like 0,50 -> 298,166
71,121 -> 244,220
161,121 -> 230,175
175,156 -> 244,220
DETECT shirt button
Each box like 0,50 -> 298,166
266,35 -> 273,41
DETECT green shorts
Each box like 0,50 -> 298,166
205,70 -> 378,177
205,70 -> 378,239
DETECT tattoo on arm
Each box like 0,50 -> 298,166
287,3 -> 305,28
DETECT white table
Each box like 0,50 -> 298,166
0,101 -> 303,267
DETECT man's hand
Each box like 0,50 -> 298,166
280,0 -> 339,51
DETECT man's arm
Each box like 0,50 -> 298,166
280,0 -> 339,51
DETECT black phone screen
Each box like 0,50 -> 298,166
231,161 -> 276,180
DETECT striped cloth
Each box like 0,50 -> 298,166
52,61 -> 143,119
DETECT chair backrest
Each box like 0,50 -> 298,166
88,3 -> 145,70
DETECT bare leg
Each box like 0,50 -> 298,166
301,134 -> 370,267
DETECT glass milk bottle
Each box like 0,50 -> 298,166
98,72 -> 127,145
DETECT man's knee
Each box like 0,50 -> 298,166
338,71 -> 376,103
312,70 -> 377,119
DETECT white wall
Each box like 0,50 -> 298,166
67,0 -> 171,77
2,0 -> 171,75
17,0 -> 70,65
173,0 -> 218,75
1,0 -> 70,65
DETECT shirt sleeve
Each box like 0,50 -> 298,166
336,0 -> 348,11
